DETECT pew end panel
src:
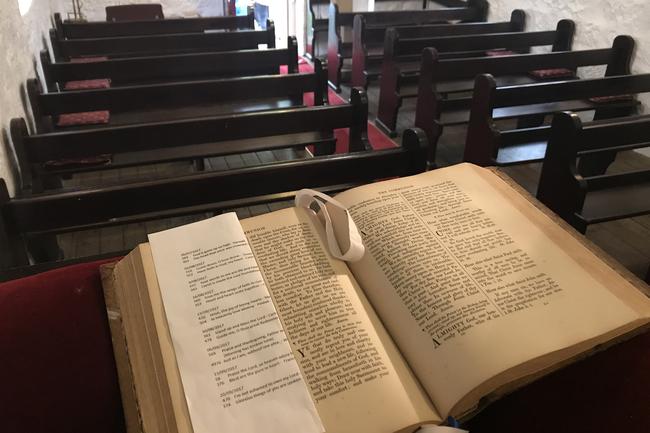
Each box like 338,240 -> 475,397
348,87 -> 370,153
39,50 -> 57,93
464,74 -> 500,166
9,118 -> 36,194
327,1 -> 344,92
375,28 -> 402,136
266,19 -> 276,49
414,47 -> 444,167
287,35 -> 299,74
53,12 -> 64,40
538,111 -> 650,234
0,180 -> 30,268
49,29 -> 63,62
351,14 -> 369,89
467,0 -> 489,22
26,78 -> 52,134
313,58 -> 329,106
552,19 -> 575,52
510,9 -> 526,32
536,112 -> 589,228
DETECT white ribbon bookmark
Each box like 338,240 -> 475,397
295,189 -> 365,262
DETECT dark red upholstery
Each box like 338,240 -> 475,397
0,259 -> 124,433
57,110 -> 111,126
485,49 -> 516,56
528,68 -> 575,79
465,330 -> 650,433
64,78 -> 112,91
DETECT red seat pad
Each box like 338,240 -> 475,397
528,68 -> 575,79
485,49 -> 517,56
57,110 -> 110,127
70,56 -> 109,63
64,78 -> 112,91
0,258 -> 124,433
465,330 -> 650,433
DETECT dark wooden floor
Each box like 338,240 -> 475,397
57,80 -> 650,280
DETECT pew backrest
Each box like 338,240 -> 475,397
50,22 -> 276,61
30,59 -> 325,133
1,127 -> 428,268
54,11 -> 254,39
42,37 -> 298,91
13,88 -> 368,192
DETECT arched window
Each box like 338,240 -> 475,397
18,0 -> 33,16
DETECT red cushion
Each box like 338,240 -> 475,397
485,50 -> 517,57
0,259 -> 124,433
465,330 -> 650,433
64,79 -> 112,91
70,56 -> 109,63
528,68 -> 575,79
57,110 -> 111,127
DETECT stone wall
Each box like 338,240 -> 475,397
0,0 -> 67,195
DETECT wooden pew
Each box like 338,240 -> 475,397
53,11 -> 254,39
13,88 -> 370,193
307,0 -> 330,61
415,36 -> 634,166
537,112 -> 650,235
327,0 -> 489,91
41,37 -> 298,92
0,128 -> 427,268
352,9 -> 526,89
50,22 -> 276,61
376,20 -> 576,135
463,73 -> 649,168
28,61 -> 326,133
306,0 -> 452,61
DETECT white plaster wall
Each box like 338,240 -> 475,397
487,1 -> 650,157
0,0 -> 67,195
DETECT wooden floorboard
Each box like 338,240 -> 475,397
55,79 -> 650,282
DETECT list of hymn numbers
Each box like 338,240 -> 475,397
148,214 -> 323,433
181,240 -> 301,408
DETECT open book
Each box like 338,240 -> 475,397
104,163 -> 650,433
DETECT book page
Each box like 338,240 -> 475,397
334,163 -> 650,417
241,207 -> 441,433
148,213 -> 324,433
